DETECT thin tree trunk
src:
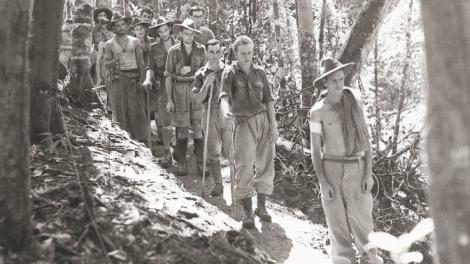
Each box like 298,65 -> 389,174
422,0 -> 470,262
0,0 -> 32,254
30,0 -> 66,144
338,0 -> 396,87
295,0 -> 317,109
318,0 -> 327,61
391,0 -> 413,154
273,0 -> 284,69
374,37 -> 381,152
66,0 -> 95,106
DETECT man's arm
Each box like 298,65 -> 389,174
193,72 -> 215,104
103,41 -> 116,70
266,101 -> 278,142
96,42 -> 104,84
134,39 -> 146,83
165,48 -> 176,111
309,110 -> 335,200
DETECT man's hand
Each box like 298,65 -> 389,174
204,72 -> 216,87
321,181 -> 335,201
181,66 -> 192,75
270,125 -> 279,143
166,100 -> 175,112
142,79 -> 152,92
361,172 -> 374,193
105,58 -> 118,70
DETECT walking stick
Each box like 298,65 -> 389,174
230,145 -> 237,216
146,88 -> 152,150
202,82 -> 214,198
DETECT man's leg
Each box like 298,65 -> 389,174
189,83 -> 205,177
233,116 -> 258,228
203,108 -> 223,196
253,112 -> 275,222
322,160 -> 356,264
126,78 -> 149,141
343,162 -> 383,264
174,127 -> 188,175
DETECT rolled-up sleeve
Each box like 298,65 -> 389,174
261,71 -> 274,103
219,67 -> 233,102
165,48 -> 176,76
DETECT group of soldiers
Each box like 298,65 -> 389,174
90,5 -> 382,264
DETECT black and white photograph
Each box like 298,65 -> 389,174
0,0 -> 464,263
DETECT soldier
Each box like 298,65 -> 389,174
192,39 -> 233,196
188,6 -> 214,45
165,19 -> 206,176
309,58 -> 383,264
140,6 -> 155,24
220,35 -> 278,229
104,13 -> 149,143
143,17 -> 178,167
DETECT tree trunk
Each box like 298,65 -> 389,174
391,0 -> 413,154
66,0 -> 95,106
374,37 -> 381,152
0,0 -> 32,254
421,1 -> 470,263
338,0 -> 396,87
273,0 -> 284,69
295,0 -> 317,110
318,0 -> 326,61
30,0 -> 66,144
96,0 -> 112,7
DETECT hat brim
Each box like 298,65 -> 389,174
93,8 -> 112,24
173,24 -> 201,35
313,63 -> 355,89
106,17 -> 133,31
148,21 -> 174,37
129,21 -> 151,29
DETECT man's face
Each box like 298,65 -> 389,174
235,43 -> 254,68
157,24 -> 170,41
133,24 -> 146,39
97,11 -> 108,22
324,70 -> 345,94
206,44 -> 222,64
190,11 -> 204,28
181,29 -> 195,45
114,19 -> 128,35
103,27 -> 114,40
141,11 -> 153,23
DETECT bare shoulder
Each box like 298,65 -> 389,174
308,99 -> 326,121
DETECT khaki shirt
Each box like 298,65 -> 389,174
219,62 -> 274,118
193,62 -> 225,107
165,41 -> 206,78
148,37 -> 177,83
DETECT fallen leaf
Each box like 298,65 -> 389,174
108,250 -> 127,261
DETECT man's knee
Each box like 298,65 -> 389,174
176,127 -> 189,139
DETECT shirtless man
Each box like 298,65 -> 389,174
309,58 -> 383,264
104,13 -> 149,143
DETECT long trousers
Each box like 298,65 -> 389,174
233,111 -> 275,200
321,159 -> 382,264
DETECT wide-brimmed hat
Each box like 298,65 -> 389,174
128,17 -> 151,29
93,7 -> 112,24
173,18 -> 201,35
106,12 -> 133,31
313,58 -> 354,89
148,17 -> 175,37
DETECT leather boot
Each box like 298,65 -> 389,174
173,138 -> 187,163
241,197 -> 255,229
174,139 -> 188,176
209,161 -> 223,197
193,138 -> 209,177
158,148 -> 172,169
255,194 -> 272,222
